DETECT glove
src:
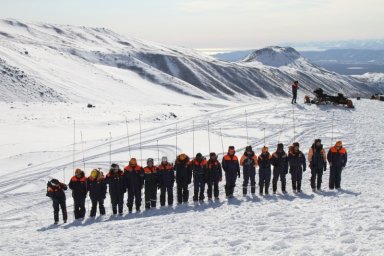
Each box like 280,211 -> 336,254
237,172 -> 240,178
323,166 -> 327,172
303,168 -> 306,172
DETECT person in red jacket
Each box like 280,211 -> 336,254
191,153 -> 208,202
258,146 -> 272,195
222,146 -> 240,198
157,157 -> 175,206
206,152 -> 223,200
69,168 -> 87,219
291,81 -> 299,104
327,141 -> 348,190
124,158 -> 144,213
46,179 -> 68,224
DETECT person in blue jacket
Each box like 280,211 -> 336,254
87,169 -> 107,217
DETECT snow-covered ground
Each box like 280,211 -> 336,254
1,97 -> 383,255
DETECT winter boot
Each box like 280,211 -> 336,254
259,186 -> 263,195
251,186 -> 256,194
243,186 -> 247,196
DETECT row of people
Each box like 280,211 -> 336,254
46,139 -> 347,224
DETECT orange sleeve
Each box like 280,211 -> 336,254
240,155 -> 245,166
308,148 -> 313,162
253,155 -> 258,166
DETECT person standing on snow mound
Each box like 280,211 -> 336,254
327,141 -> 347,190
288,142 -> 306,193
105,163 -> 125,216
206,152 -> 223,201
271,143 -> 289,194
175,153 -> 192,204
157,157 -> 175,207
308,139 -> 327,191
124,158 -> 144,213
222,146 -> 240,198
258,146 -> 272,195
69,168 -> 88,219
87,169 -> 107,217
191,153 -> 208,202
240,146 -> 257,196
143,158 -> 158,209
46,179 -> 68,224
291,81 -> 299,104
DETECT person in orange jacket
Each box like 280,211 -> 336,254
240,145 -> 257,196
258,146 -> 272,195
222,146 -> 240,198
190,153 -> 208,202
157,157 -> 175,206
124,158 -> 144,213
143,158 -> 158,209
69,168 -> 88,219
46,179 -> 68,224
308,139 -> 327,191
327,141 -> 348,190
206,152 -> 223,200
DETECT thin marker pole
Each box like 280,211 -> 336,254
263,128 -> 266,146
109,132 -> 112,165
220,128 -> 224,156
125,117 -> 131,159
278,114 -> 286,144
292,105 -> 296,142
175,124 -> 178,159
192,120 -> 195,158
139,115 -> 143,166
157,139 -> 160,164
72,120 -> 76,175
245,110 -> 249,145
331,112 -> 334,146
80,131 -> 86,171
207,120 -> 211,153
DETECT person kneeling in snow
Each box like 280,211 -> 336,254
288,142 -> 306,193
157,157 -> 175,207
46,179 -> 68,224
105,164 -> 125,215
258,146 -> 272,195
327,141 -> 347,190
87,169 -> 107,217
69,168 -> 88,219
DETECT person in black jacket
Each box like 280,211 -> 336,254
143,158 -> 158,209
206,152 -> 222,200
271,143 -> 289,194
87,169 -> 107,217
222,146 -> 240,198
288,142 -> 306,193
175,153 -> 192,204
157,157 -> 175,206
69,168 -> 87,219
124,158 -> 144,213
191,153 -> 207,202
105,163 -> 125,215
46,179 -> 68,224
308,139 -> 327,191
257,146 -> 272,195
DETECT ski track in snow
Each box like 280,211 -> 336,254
0,99 -> 384,255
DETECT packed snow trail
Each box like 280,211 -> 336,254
0,99 -> 383,255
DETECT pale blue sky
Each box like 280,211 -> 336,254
1,0 -> 383,49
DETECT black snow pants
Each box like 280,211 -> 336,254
290,167 -> 303,191
259,167 -> 271,194
177,182 -> 189,203
110,194 -> 124,215
242,168 -> 256,195
193,175 -> 205,201
272,168 -> 287,193
160,186 -> 173,206
53,198 -> 67,223
310,168 -> 324,190
73,197 -> 86,219
90,198 -> 105,217
225,170 -> 237,197
145,182 -> 157,209
329,166 -> 343,189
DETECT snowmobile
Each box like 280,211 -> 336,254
304,88 -> 354,108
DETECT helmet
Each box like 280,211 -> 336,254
161,156 -> 168,163
195,153 -> 203,161
50,179 -> 59,186
90,169 -> 99,179
147,158 -> 154,164
277,143 -> 284,149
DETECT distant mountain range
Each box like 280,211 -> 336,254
0,19 -> 383,103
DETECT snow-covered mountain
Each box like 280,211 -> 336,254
0,19 -> 382,103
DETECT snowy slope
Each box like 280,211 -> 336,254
1,97 -> 384,255
0,19 -> 383,103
